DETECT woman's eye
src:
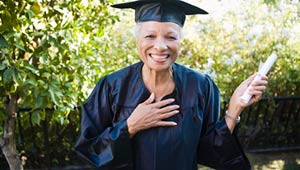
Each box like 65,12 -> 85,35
167,36 -> 177,40
145,35 -> 155,39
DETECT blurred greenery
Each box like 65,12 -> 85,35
0,0 -> 119,168
0,0 -> 118,128
0,0 -> 299,168
104,0 -> 300,98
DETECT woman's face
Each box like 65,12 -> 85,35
136,21 -> 181,72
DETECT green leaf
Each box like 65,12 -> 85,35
40,109 -> 46,120
14,43 -> 25,51
0,34 -> 8,48
3,68 -> 14,83
59,116 -> 64,125
24,65 -> 39,75
42,72 -> 51,79
31,110 -> 41,126
49,87 -> 60,106
30,2 -> 42,15
24,79 -> 36,86
56,91 -> 63,98
37,79 -> 48,89
34,95 -> 44,109
0,110 -> 6,122
0,63 -> 6,71
12,69 -> 19,85
0,10 -> 12,31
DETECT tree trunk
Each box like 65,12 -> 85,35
0,94 -> 23,170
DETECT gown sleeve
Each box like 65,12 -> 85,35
197,75 -> 251,170
74,76 -> 132,168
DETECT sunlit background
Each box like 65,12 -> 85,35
0,0 -> 299,169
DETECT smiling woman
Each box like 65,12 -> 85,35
135,21 -> 181,101
74,1 -> 269,170
136,21 -> 180,84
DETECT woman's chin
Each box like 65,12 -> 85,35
145,62 -> 170,71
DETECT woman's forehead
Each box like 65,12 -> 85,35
139,21 -> 181,33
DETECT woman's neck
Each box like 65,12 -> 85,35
142,66 -> 174,101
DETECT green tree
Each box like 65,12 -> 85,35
178,0 -> 300,97
101,0 -> 300,98
0,0 -> 117,169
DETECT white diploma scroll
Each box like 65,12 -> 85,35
240,53 -> 278,103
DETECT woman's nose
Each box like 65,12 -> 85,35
154,39 -> 168,51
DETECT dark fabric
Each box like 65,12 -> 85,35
75,62 -> 251,170
111,0 -> 208,27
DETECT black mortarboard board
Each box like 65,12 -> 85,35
111,0 -> 208,27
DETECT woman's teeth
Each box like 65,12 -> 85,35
150,54 -> 169,59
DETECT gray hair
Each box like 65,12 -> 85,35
134,22 -> 183,40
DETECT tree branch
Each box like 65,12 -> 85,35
0,137 -> 4,148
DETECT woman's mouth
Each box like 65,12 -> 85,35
149,54 -> 170,62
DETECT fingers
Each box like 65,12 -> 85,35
144,93 -> 155,104
143,93 -> 176,108
260,75 -> 269,81
159,104 -> 180,112
244,75 -> 269,104
152,98 -> 175,108
128,96 -> 180,137
159,110 -> 179,120
247,86 -> 266,95
242,74 -> 268,93
251,74 -> 268,84
155,121 -> 177,126
247,76 -> 268,94
245,74 -> 267,85
243,73 -> 257,85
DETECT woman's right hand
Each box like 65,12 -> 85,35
127,93 -> 180,137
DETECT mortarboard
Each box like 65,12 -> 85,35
111,0 -> 208,27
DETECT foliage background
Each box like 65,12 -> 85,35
0,0 -> 299,168
108,0 -> 300,98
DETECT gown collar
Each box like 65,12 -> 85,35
137,61 -> 180,101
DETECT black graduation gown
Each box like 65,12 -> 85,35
75,62 -> 251,170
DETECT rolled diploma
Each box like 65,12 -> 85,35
240,53 -> 278,103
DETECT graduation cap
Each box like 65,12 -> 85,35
111,0 -> 208,27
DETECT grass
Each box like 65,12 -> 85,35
198,151 -> 300,170
247,151 -> 300,170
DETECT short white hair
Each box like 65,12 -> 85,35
134,22 -> 183,40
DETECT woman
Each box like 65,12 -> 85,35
75,1 -> 268,169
